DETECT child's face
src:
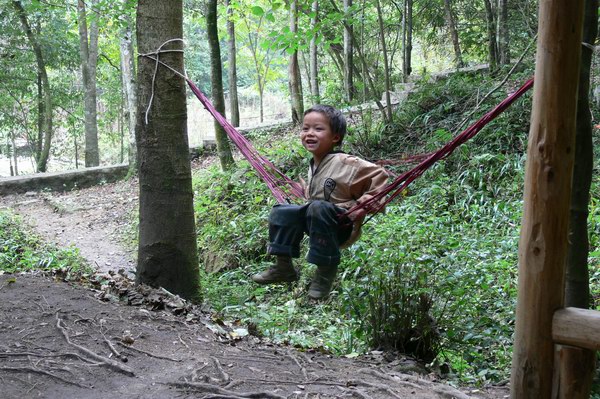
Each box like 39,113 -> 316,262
300,112 -> 341,161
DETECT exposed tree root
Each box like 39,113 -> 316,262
168,381 -> 287,399
0,365 -> 89,388
113,340 -> 181,362
287,350 -> 308,380
55,313 -> 135,376
211,356 -> 231,385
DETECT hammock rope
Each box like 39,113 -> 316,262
344,77 -> 534,218
189,77 -> 534,216
140,48 -> 533,215
186,80 -> 305,204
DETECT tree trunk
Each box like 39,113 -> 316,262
497,0 -> 510,65
13,0 -> 52,173
36,71 -> 43,164
484,0 -> 498,71
509,2 -> 585,398
11,135 -> 18,176
376,0 -> 392,121
135,0 -> 200,301
226,0 -> 240,127
443,0 -> 463,68
309,0 -> 320,102
78,0 -> 100,167
558,0 -> 598,396
119,0 -> 137,171
402,0 -> 413,81
289,0 -> 304,124
343,0 -> 354,102
207,0 -> 235,170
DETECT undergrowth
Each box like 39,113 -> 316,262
0,210 -> 91,274
194,69 -> 600,385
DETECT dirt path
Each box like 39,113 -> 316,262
0,179 -> 509,399
1,179 -> 138,275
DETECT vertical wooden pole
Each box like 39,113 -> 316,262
510,1 -> 585,398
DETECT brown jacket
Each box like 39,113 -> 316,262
304,152 -> 389,247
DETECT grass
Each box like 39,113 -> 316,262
0,210 -> 91,275
193,69 -> 600,385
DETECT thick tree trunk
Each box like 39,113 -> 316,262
226,0 -> 240,127
509,1 -> 585,398
484,0 -> 498,71
119,0 -> 137,171
78,0 -> 100,167
135,0 -> 200,301
343,0 -> 354,102
402,0 -> 413,81
443,0 -> 463,68
558,0 -> 599,396
289,0 -> 304,123
207,0 -> 234,170
376,0 -> 392,121
13,0 -> 52,173
497,0 -> 510,65
309,0 -> 320,102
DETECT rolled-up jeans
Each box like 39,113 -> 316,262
266,200 -> 353,268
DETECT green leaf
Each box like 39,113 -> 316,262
251,6 -> 264,16
265,12 -> 275,22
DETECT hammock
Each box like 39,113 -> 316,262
188,77 -> 534,216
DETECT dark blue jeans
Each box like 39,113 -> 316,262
266,200 -> 353,268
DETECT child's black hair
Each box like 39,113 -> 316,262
304,104 -> 347,146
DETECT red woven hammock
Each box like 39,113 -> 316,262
187,77 -> 534,215
187,80 -> 305,204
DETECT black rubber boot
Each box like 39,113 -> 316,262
251,256 -> 299,285
308,266 -> 338,300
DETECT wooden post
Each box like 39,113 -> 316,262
510,1 -> 585,398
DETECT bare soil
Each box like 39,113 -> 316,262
0,175 -> 509,399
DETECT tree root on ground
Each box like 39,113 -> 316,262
0,365 -> 89,388
115,340 -> 181,361
168,381 -> 287,399
55,313 -> 135,376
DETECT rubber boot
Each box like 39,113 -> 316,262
251,256 -> 299,285
308,265 -> 338,300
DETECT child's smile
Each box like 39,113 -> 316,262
301,112 -> 341,164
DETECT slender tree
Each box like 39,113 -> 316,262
497,0 -> 510,65
135,0 -> 200,301
12,0 -> 52,173
558,0 -> 599,396
77,0 -> 100,167
309,0 -> 320,102
207,0 -> 235,170
375,0 -> 392,121
119,0 -> 137,170
289,0 -> 304,123
402,0 -> 413,81
343,0 -> 354,102
443,0 -> 463,68
226,0 -> 241,128
483,0 -> 498,71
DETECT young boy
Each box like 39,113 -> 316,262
251,105 -> 389,299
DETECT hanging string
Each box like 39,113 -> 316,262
138,38 -> 186,125
139,40 -> 305,204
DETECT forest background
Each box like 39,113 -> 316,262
1,0 -> 599,390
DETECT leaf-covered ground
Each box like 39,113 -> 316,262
0,177 -> 509,399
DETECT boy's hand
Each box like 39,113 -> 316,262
346,207 -> 367,222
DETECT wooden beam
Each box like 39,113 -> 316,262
509,1 -> 585,398
553,307 -> 600,350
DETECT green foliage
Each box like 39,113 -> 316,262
195,71 -> 600,386
0,210 -> 90,274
